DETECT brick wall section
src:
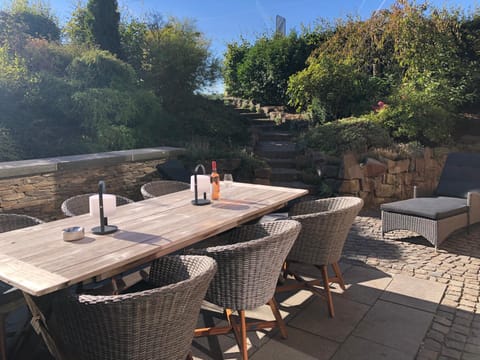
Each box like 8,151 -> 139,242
0,147 -> 185,221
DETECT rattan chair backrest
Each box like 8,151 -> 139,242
187,220 -> 301,310
51,255 -> 216,360
140,180 -> 189,200
287,197 -> 363,265
0,214 -> 43,233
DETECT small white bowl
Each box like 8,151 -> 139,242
63,226 -> 85,242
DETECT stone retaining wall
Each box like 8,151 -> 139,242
0,147 -> 184,220
312,147 -> 450,207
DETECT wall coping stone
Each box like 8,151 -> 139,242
0,147 -> 185,179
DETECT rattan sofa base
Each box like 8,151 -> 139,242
381,210 -> 468,250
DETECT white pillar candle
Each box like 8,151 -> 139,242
190,175 -> 211,196
89,194 -> 117,217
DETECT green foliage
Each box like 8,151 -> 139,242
64,4 -> 93,45
302,117 -> 392,155
223,40 -> 249,97
72,88 -> 136,151
142,18 -> 220,109
65,0 -> 122,58
225,32 -> 313,105
86,0 -> 121,57
67,49 -> 136,89
4,0 -> 61,41
120,18 -> 147,74
288,55 -> 388,120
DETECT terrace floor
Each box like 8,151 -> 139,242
15,210 -> 480,359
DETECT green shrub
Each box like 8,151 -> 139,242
302,116 -> 392,155
67,49 -> 136,89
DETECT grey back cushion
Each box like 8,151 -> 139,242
435,152 -> 480,198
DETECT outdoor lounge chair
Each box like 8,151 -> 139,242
276,197 -> 364,318
0,214 -> 44,360
50,255 -> 217,360
381,152 -> 480,250
141,180 -> 189,199
187,220 -> 301,360
61,193 -> 134,217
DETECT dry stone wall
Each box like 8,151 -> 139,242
0,147 -> 184,221
312,147 -> 450,207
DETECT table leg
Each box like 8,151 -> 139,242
22,293 -> 64,360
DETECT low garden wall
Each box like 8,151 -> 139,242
311,147 -> 450,207
0,147 -> 185,220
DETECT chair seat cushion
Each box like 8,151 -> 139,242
381,197 -> 468,220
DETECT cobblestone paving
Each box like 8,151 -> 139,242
344,211 -> 480,360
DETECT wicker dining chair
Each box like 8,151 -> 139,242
61,193 -> 134,217
0,214 -> 44,360
50,255 -> 217,360
276,197 -> 363,318
141,180 -> 190,200
187,220 -> 301,360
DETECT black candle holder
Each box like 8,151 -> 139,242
192,164 -> 211,206
92,180 -> 118,235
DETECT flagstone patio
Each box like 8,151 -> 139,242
191,210 -> 480,360
14,210 -> 480,359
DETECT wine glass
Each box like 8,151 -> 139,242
223,173 -> 234,189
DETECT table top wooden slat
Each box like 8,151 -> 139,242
0,182 -> 307,296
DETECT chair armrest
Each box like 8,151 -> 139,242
468,192 -> 480,224
413,185 -> 434,198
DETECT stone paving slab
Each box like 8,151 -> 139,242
339,265 -> 393,306
250,327 -> 338,360
353,300 -> 434,357
381,274 -> 446,313
289,295 -> 370,342
331,335 -> 412,360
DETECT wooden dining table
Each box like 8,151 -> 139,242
0,182 -> 307,297
0,182 -> 307,358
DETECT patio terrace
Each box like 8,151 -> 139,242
17,209 -> 480,360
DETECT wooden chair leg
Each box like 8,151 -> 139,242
268,298 -> 288,339
331,262 -> 346,291
0,314 -> 6,360
239,310 -> 248,360
186,350 -> 193,360
320,265 -> 335,318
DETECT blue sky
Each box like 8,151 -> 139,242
8,0 -> 478,59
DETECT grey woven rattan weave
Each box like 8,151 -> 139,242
287,197 -> 363,265
141,180 -> 189,200
61,193 -> 134,217
0,214 -> 44,360
187,220 -> 301,311
50,255 -> 217,360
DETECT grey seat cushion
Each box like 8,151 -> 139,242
381,197 -> 468,220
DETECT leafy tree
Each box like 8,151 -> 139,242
226,32 -> 313,105
8,0 -> 60,41
120,18 -> 148,74
223,40 -> 249,97
64,4 -> 93,46
86,0 -> 122,57
142,18 -> 220,109
65,0 -> 122,58
67,49 -> 136,89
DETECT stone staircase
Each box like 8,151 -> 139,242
229,104 -> 316,193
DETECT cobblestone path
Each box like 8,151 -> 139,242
345,211 -> 480,360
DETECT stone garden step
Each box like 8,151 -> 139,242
270,168 -> 300,182
257,131 -> 294,142
265,158 -> 297,169
255,141 -> 297,159
249,119 -> 277,126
